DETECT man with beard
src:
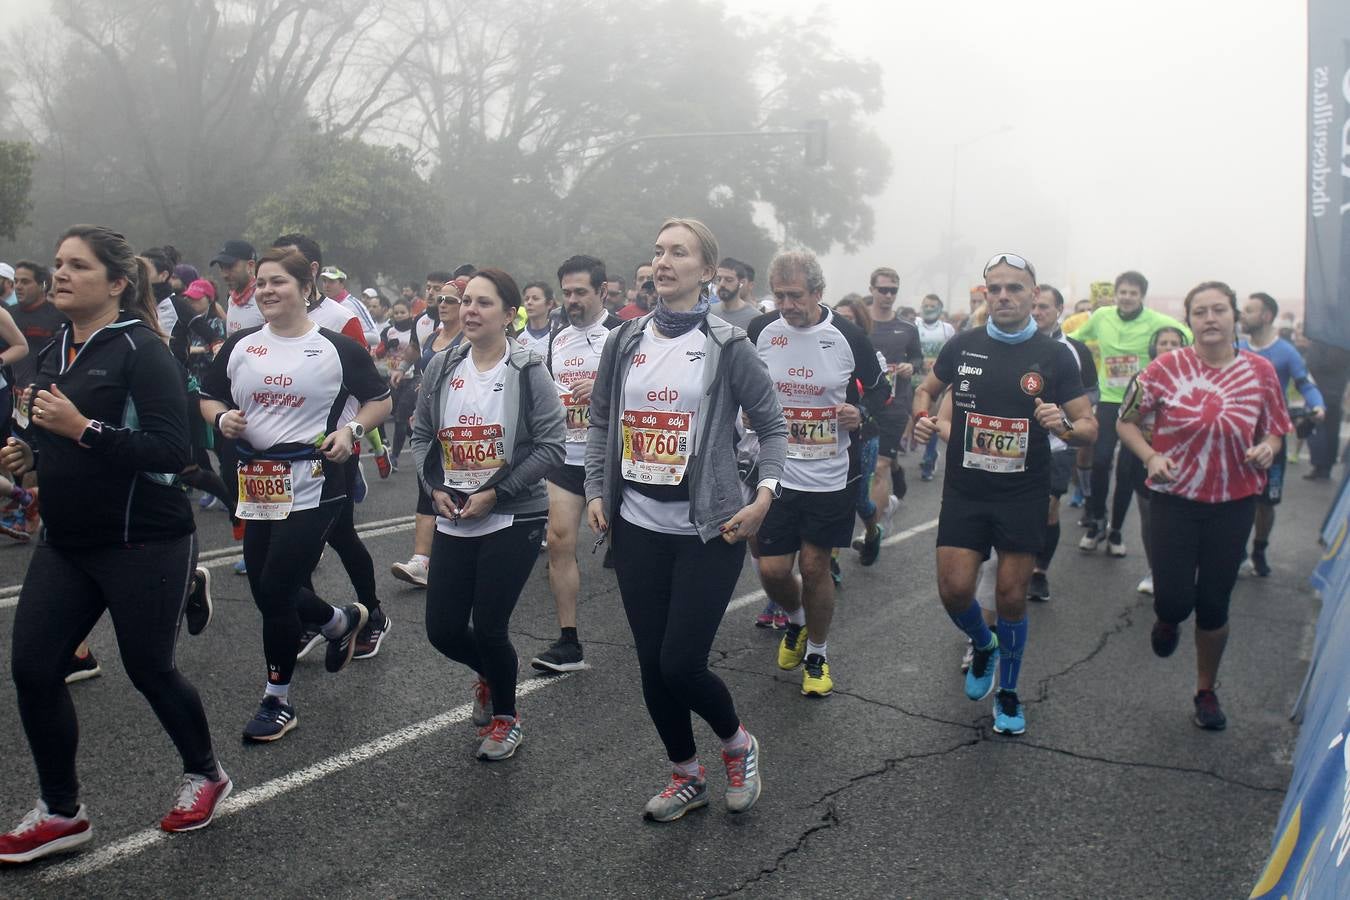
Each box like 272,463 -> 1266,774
617,264 -> 655,320
711,257 -> 759,329
914,294 -> 956,482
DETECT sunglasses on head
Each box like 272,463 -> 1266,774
983,252 -> 1037,282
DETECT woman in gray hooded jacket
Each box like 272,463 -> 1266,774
585,218 -> 787,823
411,268 -> 564,762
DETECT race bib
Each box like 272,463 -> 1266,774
438,423 -> 506,491
784,406 -> 839,459
621,410 -> 692,485
962,414 -> 1029,473
237,460 -> 294,520
1104,354 -> 1140,389
565,401 -> 590,443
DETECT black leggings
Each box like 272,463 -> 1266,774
611,514 -> 746,763
243,503 -> 340,686
391,381 -> 417,459
322,490 -> 380,612
1089,401 -> 1129,524
1149,491 -> 1255,631
11,534 -> 216,811
425,521 -> 544,718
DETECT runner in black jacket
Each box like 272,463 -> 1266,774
0,225 -> 229,866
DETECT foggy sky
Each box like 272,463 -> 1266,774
2,0 -> 1308,315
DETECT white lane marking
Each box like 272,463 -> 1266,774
37,515 -> 940,880
0,517 -> 418,607
43,674 -> 567,883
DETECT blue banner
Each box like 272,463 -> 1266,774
1250,472 -> 1350,897
1306,0 -> 1350,352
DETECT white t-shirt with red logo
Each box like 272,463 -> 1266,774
753,310 -> 858,492
202,324 -> 390,513
308,297 -> 368,346
435,350 -> 514,538
549,318 -> 613,467
226,282 -> 263,335
1128,347 -> 1292,503
618,325 -> 707,535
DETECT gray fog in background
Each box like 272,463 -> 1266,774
1,0 -> 1306,314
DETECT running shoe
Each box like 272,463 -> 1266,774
643,768 -> 708,823
0,510 -> 30,543
801,654 -> 833,697
185,567 -> 213,637
1027,571 -> 1050,602
1250,550 -> 1271,577
63,650 -> 101,684
0,801 -> 92,864
352,608 -> 392,660
325,603 -> 369,673
771,611 -> 788,630
1068,490 -> 1084,508
296,627 -> 324,660
964,636 -> 999,701
858,525 -> 883,566
883,494 -> 901,527
242,696 -> 297,742
476,716 -> 523,761
721,733 -> 762,813
777,624 -> 808,670
1106,530 -> 1127,557
919,463 -> 934,482
374,449 -> 392,479
1238,559 -> 1255,578
233,558 -> 247,576
530,639 -> 585,673
471,677 -> 493,727
1137,572 -> 1154,595
992,689 -> 1026,735
1078,521 -> 1104,552
389,454 -> 400,473
390,556 -> 429,587
198,494 -> 223,510
159,769 -> 233,832
829,554 -> 842,586
19,486 -> 39,534
1151,620 -> 1180,658
960,639 -> 974,673
754,608 -> 775,628
1193,690 -> 1227,731
602,546 -> 615,569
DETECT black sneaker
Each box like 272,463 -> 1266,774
353,608 -> 392,660
185,567 -> 213,636
296,627 -> 325,660
1250,550 -> 1271,577
829,555 -> 842,586
242,696 -> 297,743
1193,690 -> 1227,730
325,603 -> 369,673
1151,620 -> 1180,658
1027,571 -> 1050,602
530,639 -> 585,673
63,650 -> 101,684
858,525 -> 883,566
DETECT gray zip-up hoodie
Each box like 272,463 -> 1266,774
411,343 -> 564,516
585,312 -> 788,542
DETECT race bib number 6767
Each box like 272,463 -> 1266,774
962,414 -> 1029,473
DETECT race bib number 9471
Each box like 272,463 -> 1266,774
784,406 -> 838,459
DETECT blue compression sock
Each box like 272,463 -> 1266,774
949,601 -> 993,649
997,617 -> 1028,692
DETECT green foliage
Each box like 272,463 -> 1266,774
0,141 -> 36,241
247,134 -> 443,285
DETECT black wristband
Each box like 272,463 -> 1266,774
214,410 -> 228,432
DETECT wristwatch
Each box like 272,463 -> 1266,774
345,421 -> 365,440
1058,414 -> 1074,439
78,419 -> 104,449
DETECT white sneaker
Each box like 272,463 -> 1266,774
1136,573 -> 1154,595
883,494 -> 901,526
1238,559 -> 1255,578
390,556 -> 429,587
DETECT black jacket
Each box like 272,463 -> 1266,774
28,314 -> 194,548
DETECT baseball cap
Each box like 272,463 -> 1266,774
173,264 -> 200,285
209,240 -> 256,267
183,278 -> 217,301
320,266 -> 347,281
362,287 -> 378,299
0,263 -> 14,281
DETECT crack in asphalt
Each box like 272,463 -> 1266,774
1011,741 -> 1286,793
1028,596 -> 1144,705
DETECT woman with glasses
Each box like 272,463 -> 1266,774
586,218 -> 787,822
1116,283 -> 1290,730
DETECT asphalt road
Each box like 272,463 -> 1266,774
0,452 -> 1328,898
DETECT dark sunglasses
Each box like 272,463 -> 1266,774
874,286 -> 898,296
